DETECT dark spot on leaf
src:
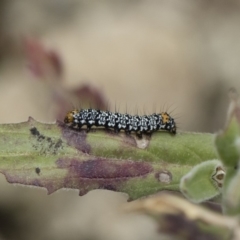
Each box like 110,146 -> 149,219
35,167 -> 41,175
56,158 -> 153,196
55,139 -> 63,149
38,135 -> 45,140
30,126 -> 63,155
30,127 -> 40,136
58,121 -> 91,153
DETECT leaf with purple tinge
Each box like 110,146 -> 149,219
0,117 -> 217,200
23,38 -> 108,123
24,38 -> 63,80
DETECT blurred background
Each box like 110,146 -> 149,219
0,0 -> 240,239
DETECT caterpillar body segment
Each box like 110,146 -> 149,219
64,109 -> 177,135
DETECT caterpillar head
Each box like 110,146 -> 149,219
64,109 -> 78,124
160,112 -> 177,134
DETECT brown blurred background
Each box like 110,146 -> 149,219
0,1 -> 240,239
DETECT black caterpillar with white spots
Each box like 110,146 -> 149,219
64,109 -> 176,136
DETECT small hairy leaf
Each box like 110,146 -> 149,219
215,89 -> 240,168
223,169 -> 240,215
180,159 -> 224,203
214,88 -> 240,214
215,117 -> 240,167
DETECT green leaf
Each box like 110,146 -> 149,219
180,159 -> 224,203
215,117 -> 240,167
223,168 -> 240,215
214,89 -> 240,214
215,89 -> 240,167
0,118 -> 217,199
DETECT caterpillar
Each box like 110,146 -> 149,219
64,108 -> 176,137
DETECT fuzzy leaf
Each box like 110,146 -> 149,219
215,89 -> 240,214
0,118 -> 217,199
215,89 -> 240,167
180,160 -> 224,203
215,118 -> 240,167
223,169 -> 240,215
